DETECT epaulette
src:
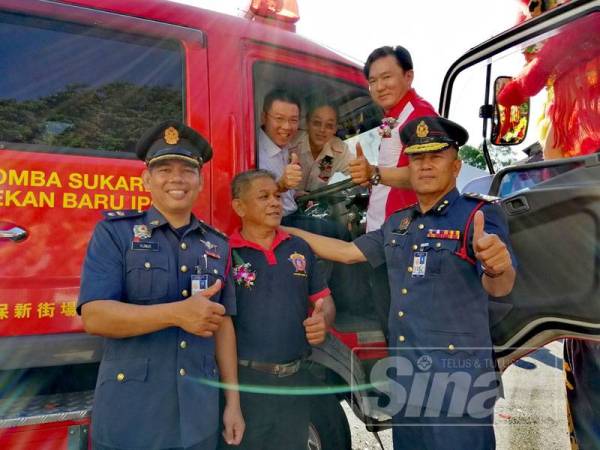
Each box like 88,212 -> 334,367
462,192 -> 500,203
199,219 -> 229,240
103,209 -> 145,220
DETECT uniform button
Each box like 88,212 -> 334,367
213,269 -> 218,274
443,200 -> 449,204
448,344 -> 455,351
144,262 -> 151,269
180,341 -> 187,349
436,242 -> 442,248
407,266 -> 413,273
180,242 -> 188,250
180,265 -> 188,273
401,288 -> 408,295
418,224 -> 425,230
398,311 -> 404,318
412,244 -> 418,251
398,335 -> 406,342
182,289 -> 189,297
116,372 -> 125,382
391,239 -> 396,244
179,368 -> 186,376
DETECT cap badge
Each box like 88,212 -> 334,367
164,126 -> 180,145
416,121 -> 429,138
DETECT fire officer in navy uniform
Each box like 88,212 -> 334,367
78,121 -> 244,450
221,169 -> 335,450
285,116 -> 517,449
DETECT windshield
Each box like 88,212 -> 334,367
446,10 -> 600,190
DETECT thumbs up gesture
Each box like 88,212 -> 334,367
280,152 -> 302,190
472,210 -> 511,277
175,280 -> 226,337
349,142 -> 374,187
303,298 -> 327,345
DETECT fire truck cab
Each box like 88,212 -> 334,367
1,0 -> 599,448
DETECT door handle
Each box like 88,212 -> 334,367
0,225 -> 28,242
505,196 -> 530,215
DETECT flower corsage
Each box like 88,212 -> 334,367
232,250 -> 256,289
378,117 -> 398,138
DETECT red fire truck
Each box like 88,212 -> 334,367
1,0 -> 599,448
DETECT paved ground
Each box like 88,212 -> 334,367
346,341 -> 570,449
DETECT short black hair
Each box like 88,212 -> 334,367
363,46 -> 413,79
231,169 -> 277,199
262,88 -> 301,114
306,98 -> 338,121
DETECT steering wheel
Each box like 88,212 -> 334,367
295,178 -> 357,206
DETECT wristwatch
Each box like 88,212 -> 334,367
369,165 -> 381,186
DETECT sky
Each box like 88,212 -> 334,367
172,0 -> 521,108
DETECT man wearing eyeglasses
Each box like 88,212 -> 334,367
258,88 -> 346,238
258,88 -> 303,219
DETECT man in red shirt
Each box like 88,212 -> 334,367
349,46 -> 437,337
350,45 -> 438,231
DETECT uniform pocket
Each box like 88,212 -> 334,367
428,240 -> 460,276
125,252 -> 169,302
424,330 -> 478,356
384,235 -> 408,269
98,357 -> 149,385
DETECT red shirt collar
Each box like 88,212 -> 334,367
385,88 -> 416,118
230,228 -> 291,251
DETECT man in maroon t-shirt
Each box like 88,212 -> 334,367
349,46 -> 437,337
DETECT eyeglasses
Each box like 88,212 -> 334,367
266,112 -> 299,127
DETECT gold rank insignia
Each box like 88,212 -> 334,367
164,126 -> 180,145
416,121 -> 429,138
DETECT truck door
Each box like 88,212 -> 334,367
0,1 -> 209,367
440,5 -> 600,366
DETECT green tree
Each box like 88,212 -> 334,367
459,145 -> 487,170
459,144 -> 518,170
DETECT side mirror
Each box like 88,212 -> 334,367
491,76 -> 530,146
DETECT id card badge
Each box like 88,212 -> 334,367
191,274 -> 210,295
412,252 -> 427,277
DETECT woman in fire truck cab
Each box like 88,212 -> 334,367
290,100 -> 352,195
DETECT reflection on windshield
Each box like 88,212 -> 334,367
497,161 -> 583,198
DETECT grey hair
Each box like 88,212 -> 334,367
231,169 -> 277,199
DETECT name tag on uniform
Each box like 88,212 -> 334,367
131,241 -> 160,251
191,274 -> 210,295
412,252 -> 427,277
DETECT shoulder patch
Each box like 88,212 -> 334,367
199,220 -> 229,241
462,192 -> 500,203
103,209 -> 145,220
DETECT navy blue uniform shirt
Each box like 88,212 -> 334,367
354,188 -> 517,415
78,206 -> 235,450
230,229 -> 330,364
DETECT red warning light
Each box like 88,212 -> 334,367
246,0 -> 300,30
